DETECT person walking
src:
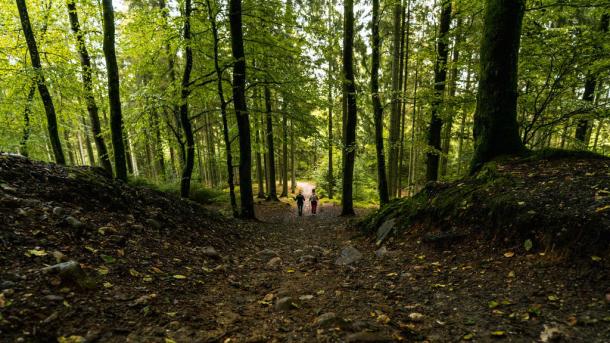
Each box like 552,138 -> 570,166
309,188 -> 319,215
295,191 -> 305,216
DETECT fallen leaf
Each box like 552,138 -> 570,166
547,295 -> 559,302
172,274 -> 187,279
129,269 -> 141,277
463,333 -> 475,340
503,251 -> 514,258
103,282 -> 113,288
101,255 -> 116,264
27,249 -> 48,257
96,266 -> 110,275
58,336 -> 86,343
490,330 -> 506,337
524,239 -> 533,251
591,256 -> 602,262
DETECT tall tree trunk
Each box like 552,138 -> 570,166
101,0 -> 127,180
67,0 -> 113,174
206,0 -> 238,214
16,0 -> 65,164
81,115 -> 95,165
264,85 -> 278,201
397,0 -> 412,197
341,0 -> 357,216
574,13 -> 609,144
425,0 -> 451,182
408,63 -> 419,194
440,17 -> 463,177
471,0 -> 526,171
229,0 -> 255,219
290,119 -> 296,193
281,107 -> 288,197
152,109 -> 166,180
19,82 -> 36,157
371,0 -> 389,205
64,129 -> 75,165
456,54 -> 473,176
387,0 -> 403,197
178,0 -> 195,197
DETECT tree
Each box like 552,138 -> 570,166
425,0 -> 451,182
16,0 -> 65,164
66,0 -> 112,174
102,0 -> 127,180
574,13 -> 609,144
229,0 -> 255,219
264,85 -> 278,201
471,0 -> 526,171
387,0 -> 403,197
178,0 -> 195,198
341,0 -> 357,216
206,0 -> 238,216
371,0 -> 389,205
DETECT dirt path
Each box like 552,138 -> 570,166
152,201 -> 610,343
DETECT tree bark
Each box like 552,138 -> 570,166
281,106 -> 288,197
397,0 -> 412,197
371,0 -> 389,205
178,0 -> 195,198
341,0 -> 357,216
16,0 -> 65,164
264,85 -> 278,201
425,0 -> 451,182
229,0 -> 255,219
387,0 -> 403,197
102,0 -> 127,180
67,0 -> 113,174
19,82 -> 36,157
471,0 -> 526,171
290,119 -> 296,193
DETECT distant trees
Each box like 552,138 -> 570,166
178,0 -> 195,197
471,0 -> 526,171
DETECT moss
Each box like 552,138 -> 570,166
521,148 -> 609,162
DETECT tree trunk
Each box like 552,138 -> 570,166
397,0 -> 412,197
440,17 -> 463,178
574,13 -> 609,144
408,63 -> 419,195
341,0 -> 357,216
371,0 -> 389,205
178,0 -> 195,198
281,107 -> 288,197
471,0 -> 526,171
206,0 -> 238,214
16,0 -> 65,164
387,0 -> 403,197
264,85 -> 279,201
101,0 -> 127,180
290,119 -> 296,193
229,0 -> 255,219
19,82 -> 36,157
425,0 -> 451,182
67,0 -> 113,174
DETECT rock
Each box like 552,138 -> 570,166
41,260 -> 93,289
540,324 -> 567,342
376,218 -> 396,245
52,206 -> 65,217
44,295 -> 64,302
315,312 -> 346,327
202,246 -> 221,259
335,246 -> 363,266
275,297 -> 297,311
145,218 -> 161,230
299,294 -> 314,301
65,216 -> 83,229
375,246 -> 388,258
41,311 -> 59,324
408,312 -> 425,322
256,249 -> 279,258
345,332 -> 393,343
133,293 -> 157,306
266,257 -> 282,270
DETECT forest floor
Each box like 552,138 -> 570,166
1,154 -> 610,342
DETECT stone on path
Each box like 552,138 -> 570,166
376,218 -> 396,246
335,246 -> 363,266
202,246 -> 221,259
41,260 -> 93,289
315,312 -> 347,327
275,296 -> 297,311
266,256 -> 282,270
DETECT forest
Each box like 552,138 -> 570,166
1,0 -> 610,341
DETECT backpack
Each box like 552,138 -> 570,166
310,194 -> 318,202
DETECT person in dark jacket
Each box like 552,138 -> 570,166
295,191 -> 305,216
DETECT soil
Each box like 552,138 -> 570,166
1,153 -> 610,342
